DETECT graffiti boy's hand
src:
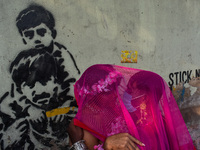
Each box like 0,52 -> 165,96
67,119 -> 83,144
2,119 -> 29,148
16,119 -> 29,136
51,114 -> 65,123
103,133 -> 145,150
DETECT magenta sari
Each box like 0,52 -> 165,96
74,64 -> 195,150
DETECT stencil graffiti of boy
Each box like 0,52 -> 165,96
0,4 -> 80,149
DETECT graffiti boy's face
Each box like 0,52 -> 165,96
22,78 -> 58,109
22,23 -> 53,49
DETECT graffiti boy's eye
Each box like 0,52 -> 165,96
37,28 -> 47,37
24,31 -> 34,39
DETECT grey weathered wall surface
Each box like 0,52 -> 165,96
0,0 -> 200,149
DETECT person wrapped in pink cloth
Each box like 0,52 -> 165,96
70,64 -> 196,150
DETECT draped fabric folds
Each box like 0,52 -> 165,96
74,64 -> 195,150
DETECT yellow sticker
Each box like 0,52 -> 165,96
121,50 -> 138,63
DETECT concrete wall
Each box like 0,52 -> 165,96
0,0 -> 200,149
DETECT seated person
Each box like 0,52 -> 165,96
70,64 -> 195,150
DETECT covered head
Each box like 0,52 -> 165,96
74,64 -> 194,150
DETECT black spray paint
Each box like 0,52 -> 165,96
0,3 -> 80,150
168,69 -> 200,89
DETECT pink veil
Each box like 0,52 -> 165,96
74,64 -> 195,150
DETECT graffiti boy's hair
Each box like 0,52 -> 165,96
16,4 -> 56,38
10,49 -> 58,94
